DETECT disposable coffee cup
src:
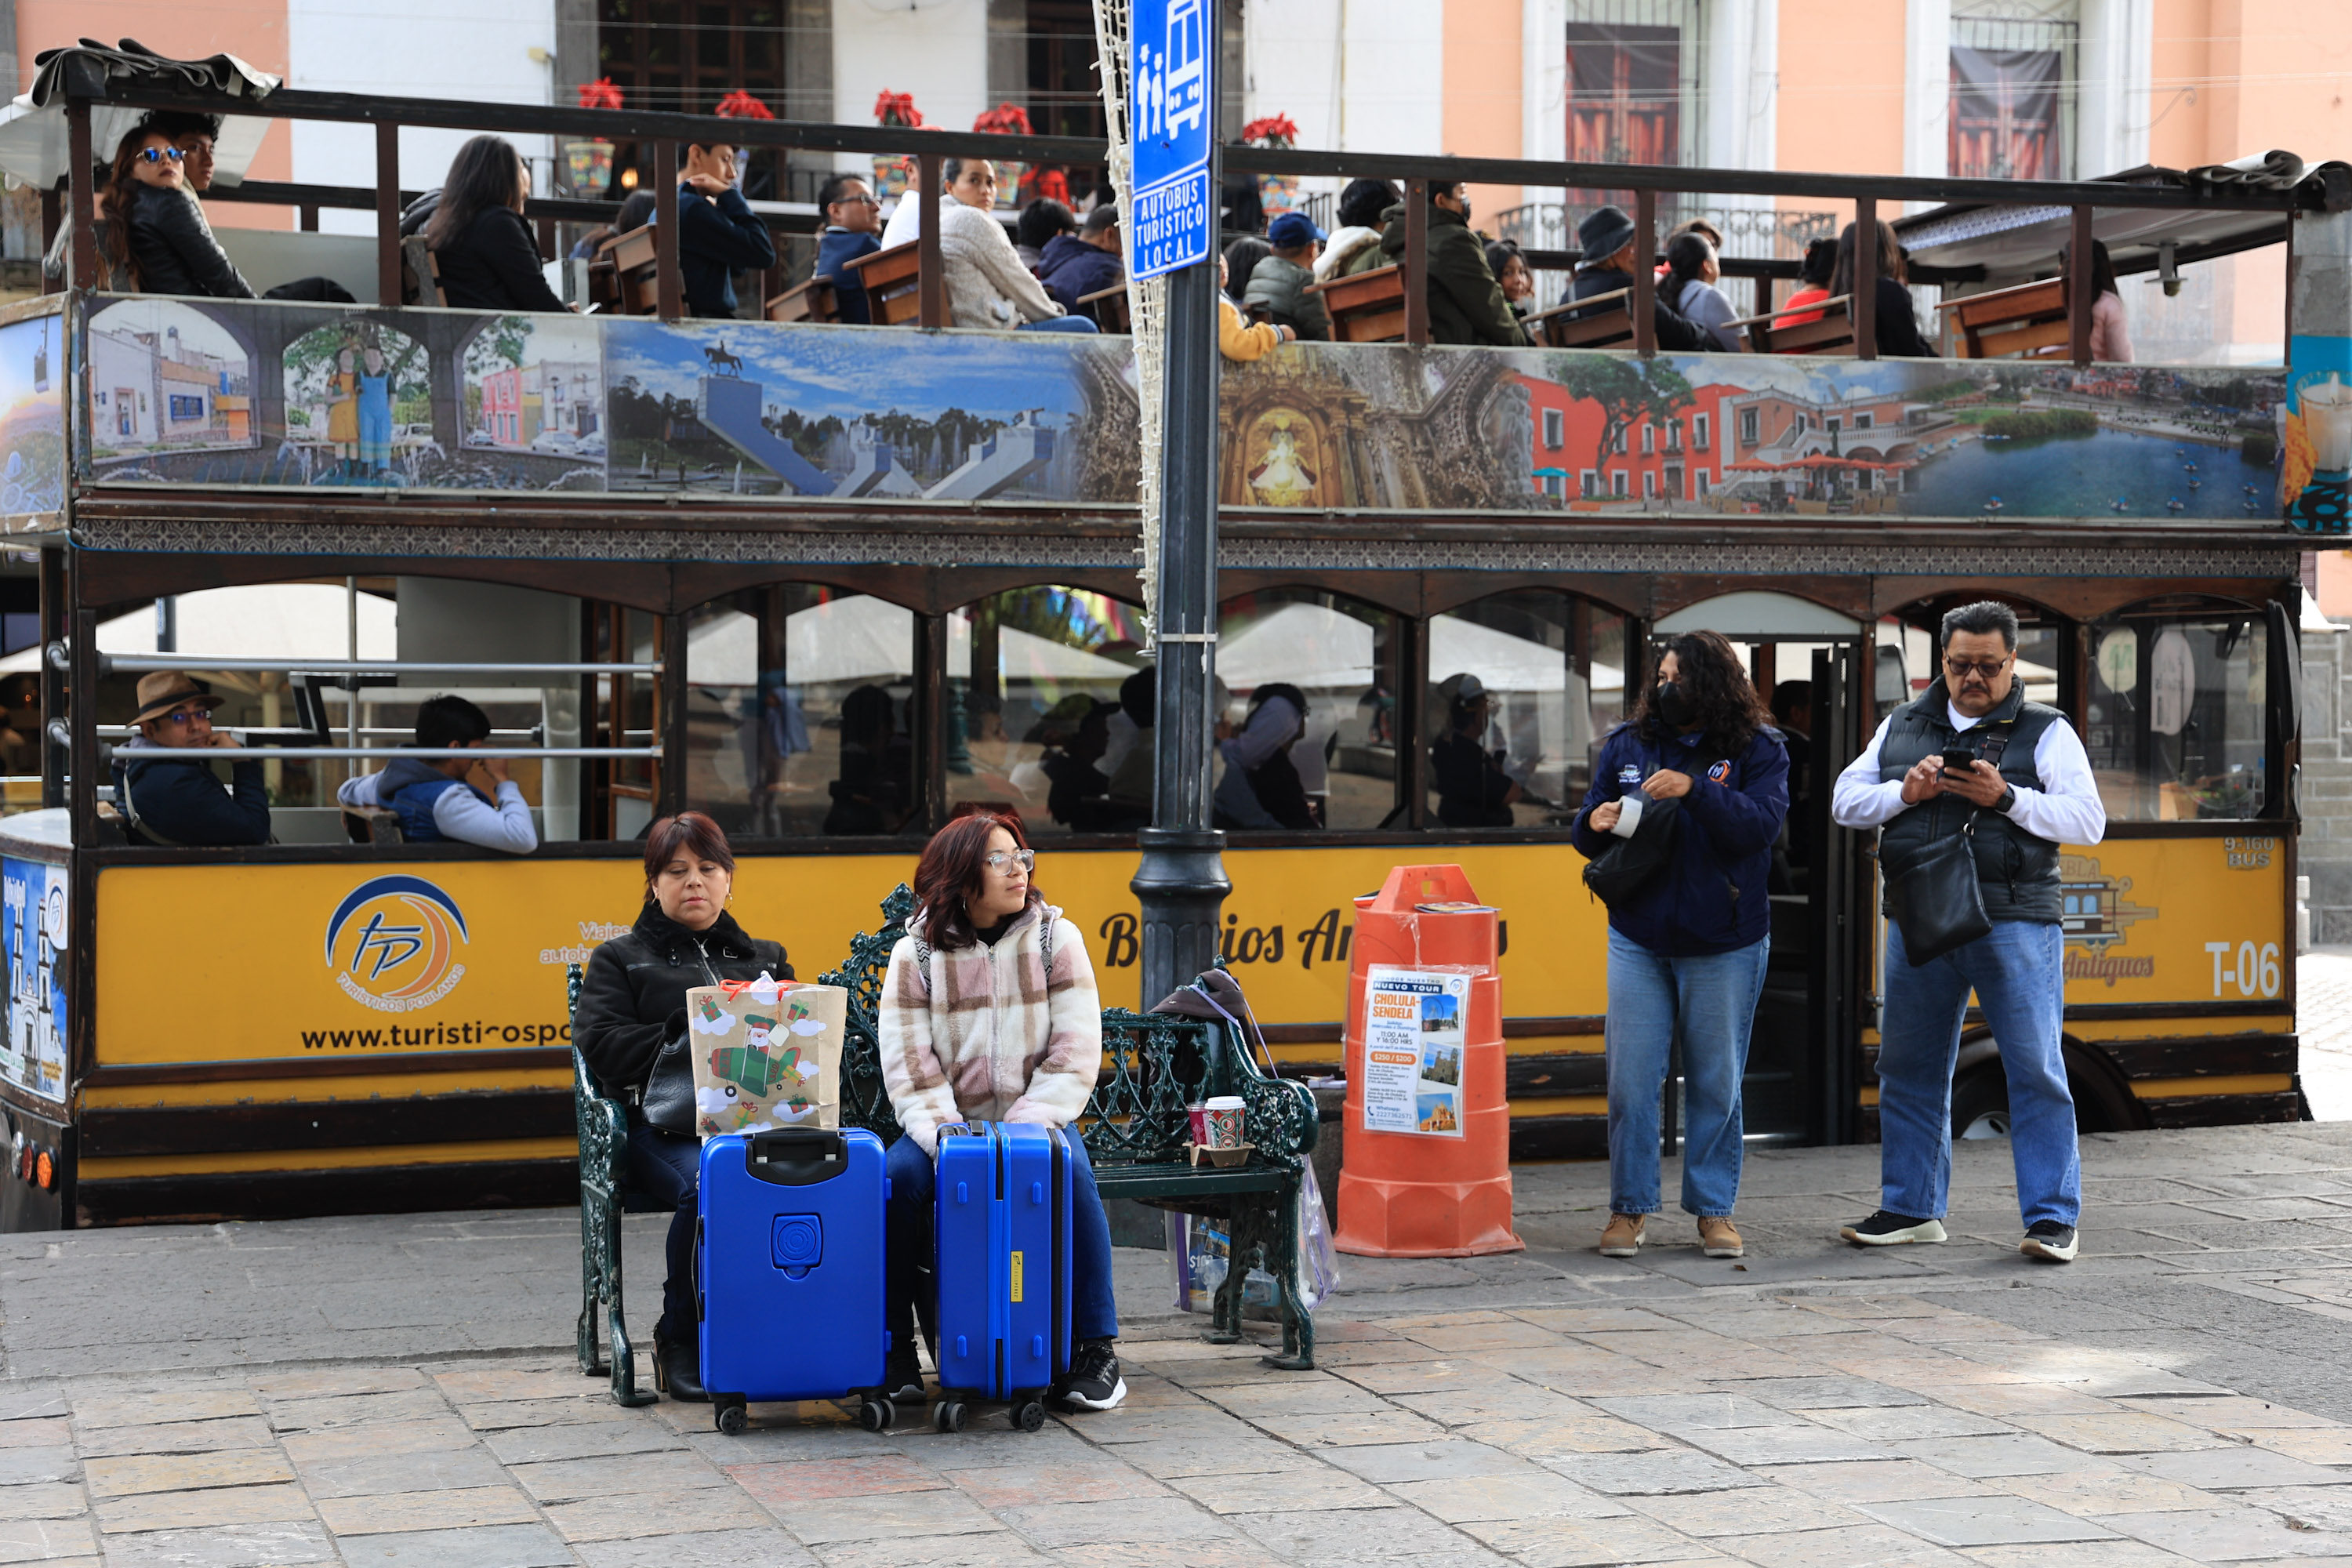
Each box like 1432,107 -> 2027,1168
1186,1103 -> 1210,1145
1203,1095 -> 1246,1149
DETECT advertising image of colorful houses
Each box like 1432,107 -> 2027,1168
84,299 -> 256,470
461,315 -> 606,468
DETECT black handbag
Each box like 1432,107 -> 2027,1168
1581,793 -> 1684,907
1885,808 -> 1992,965
638,1032 -> 697,1134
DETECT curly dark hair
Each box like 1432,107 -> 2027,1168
1630,630 -> 1773,757
913,809 -> 1042,950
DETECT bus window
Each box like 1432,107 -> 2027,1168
684,588 -> 916,838
949,587 -> 1145,836
1218,589 -> 1398,832
1427,592 -> 1593,829
2085,604 -> 2267,821
1885,601 -> 2061,708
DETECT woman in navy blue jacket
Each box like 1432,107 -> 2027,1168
1571,630 -> 1788,1262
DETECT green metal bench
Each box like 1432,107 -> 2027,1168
570,884 -> 1321,1406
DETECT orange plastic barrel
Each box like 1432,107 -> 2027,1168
1333,864 -> 1523,1258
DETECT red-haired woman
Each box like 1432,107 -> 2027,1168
878,811 -> 1123,1411
574,812 -> 790,1403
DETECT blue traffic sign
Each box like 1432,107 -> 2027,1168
1130,0 -> 1214,281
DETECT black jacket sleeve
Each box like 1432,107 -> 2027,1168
681,186 -> 779,272
129,757 -> 270,845
474,209 -> 568,312
154,190 -> 256,299
1875,278 -> 1933,358
573,942 -> 673,1092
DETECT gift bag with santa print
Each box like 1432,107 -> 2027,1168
683,971 -> 847,1137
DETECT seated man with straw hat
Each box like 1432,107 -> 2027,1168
111,673 -> 270,848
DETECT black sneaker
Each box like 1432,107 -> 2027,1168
1839,1210 -> 1948,1247
1056,1338 -> 1127,1412
882,1347 -> 925,1403
2020,1220 -> 2079,1262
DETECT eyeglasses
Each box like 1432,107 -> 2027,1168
1943,657 -> 2012,680
982,849 -> 1035,874
136,147 -> 187,165
837,193 -> 880,207
158,708 -> 209,726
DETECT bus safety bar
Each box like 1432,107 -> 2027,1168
51,722 -> 659,764
45,645 -> 662,677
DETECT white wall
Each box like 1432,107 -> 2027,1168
287,0 -> 561,235
2078,0 -> 2154,177
1334,0 -> 1443,156
831,0 -> 990,172
1243,0 -> 1345,152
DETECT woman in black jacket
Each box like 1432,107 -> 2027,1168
426,135 -> 568,313
573,811 -> 789,1402
1829,218 -> 1934,358
114,125 -> 255,298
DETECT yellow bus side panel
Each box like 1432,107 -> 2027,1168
95,845 -> 1607,1068
77,1135 -> 577,1181
2051,837 -> 2285,1010
77,1068 -> 573,1110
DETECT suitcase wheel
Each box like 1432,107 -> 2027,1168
932,1398 -> 968,1434
1012,1397 -> 1047,1433
858,1396 -> 895,1433
714,1399 -> 749,1436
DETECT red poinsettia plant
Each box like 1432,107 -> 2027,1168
715,89 -> 773,120
873,90 -> 925,129
578,78 -> 624,111
1240,114 -> 1299,149
973,102 -> 1033,136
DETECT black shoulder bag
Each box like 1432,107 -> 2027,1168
1581,793 -> 1684,907
1883,732 -> 2009,966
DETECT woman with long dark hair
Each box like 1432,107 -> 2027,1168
114,123 -> 254,298
1570,630 -> 1788,1261
572,812 -> 790,1401
2060,238 -> 2132,362
878,811 -> 1125,1411
426,134 -> 568,312
1829,217 -> 1932,358
1664,230 -> 1744,351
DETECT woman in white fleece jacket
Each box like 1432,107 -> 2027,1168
877,810 -> 1125,1412
935,158 -> 1098,334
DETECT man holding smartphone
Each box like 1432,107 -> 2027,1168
1829,601 -> 2107,1261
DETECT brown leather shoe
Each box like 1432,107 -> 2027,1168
1599,1214 -> 1646,1258
1698,1217 -> 1744,1258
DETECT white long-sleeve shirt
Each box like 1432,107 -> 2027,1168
1831,701 -> 2107,847
337,770 -> 539,854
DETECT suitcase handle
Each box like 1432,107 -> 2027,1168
743,1127 -> 849,1186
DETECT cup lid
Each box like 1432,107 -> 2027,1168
1203,1095 -> 1246,1109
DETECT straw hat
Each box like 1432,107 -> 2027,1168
131,672 -> 223,725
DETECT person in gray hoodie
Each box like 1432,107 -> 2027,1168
337,695 -> 536,852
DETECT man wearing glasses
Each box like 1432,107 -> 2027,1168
112,673 -> 270,848
1829,601 -> 2106,1263
814,174 -> 883,325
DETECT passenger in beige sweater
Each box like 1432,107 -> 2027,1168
936,158 -> 1099,334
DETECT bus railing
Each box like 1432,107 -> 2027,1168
49,720 -> 659,765
47,648 -> 662,679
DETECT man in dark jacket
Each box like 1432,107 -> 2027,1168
112,672 -> 270,847
1566,205 -> 1705,351
1377,180 -> 1525,347
1243,212 -> 1330,341
673,140 -> 777,318
814,172 -> 883,325
1039,205 -> 1124,320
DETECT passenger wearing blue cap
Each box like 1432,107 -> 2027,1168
1243,211 -> 1330,341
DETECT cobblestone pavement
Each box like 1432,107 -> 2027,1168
16,1122 -> 2352,1564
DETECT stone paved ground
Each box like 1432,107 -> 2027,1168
16,1123 -> 2352,1564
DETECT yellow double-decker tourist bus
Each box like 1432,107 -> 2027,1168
5,67 -> 2334,1225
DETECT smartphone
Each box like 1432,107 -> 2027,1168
1939,748 -> 1980,772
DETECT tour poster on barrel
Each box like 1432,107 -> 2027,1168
1361,967 -> 1468,1138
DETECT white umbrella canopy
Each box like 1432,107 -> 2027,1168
685,597 -> 1133,688
0,99 -> 273,188
0,584 -> 395,673
1218,601 -> 1376,691
1429,616 -> 1625,694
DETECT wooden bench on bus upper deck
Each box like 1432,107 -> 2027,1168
1308,263 -> 1406,343
841,240 -> 924,325
766,277 -> 839,324
1746,293 -> 1857,356
566,883 -> 1323,1408
1936,278 -> 2070,359
1079,281 -> 1131,334
1526,286 -> 1636,350
586,225 -> 659,316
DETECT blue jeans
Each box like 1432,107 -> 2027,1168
1878,919 -> 2079,1227
1018,314 -> 1100,333
886,1130 -> 1118,1350
622,1112 -> 699,1345
1605,928 -> 1770,1218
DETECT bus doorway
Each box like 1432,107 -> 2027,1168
1653,593 -> 1870,1148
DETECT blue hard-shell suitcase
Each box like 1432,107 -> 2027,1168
698,1126 -> 895,1436
931,1120 -> 1072,1432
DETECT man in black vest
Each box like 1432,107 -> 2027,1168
1829,601 -> 2107,1262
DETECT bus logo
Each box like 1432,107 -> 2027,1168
325,875 -> 470,1013
2057,854 -> 2154,955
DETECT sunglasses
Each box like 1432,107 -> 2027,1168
982,849 -> 1035,874
137,147 -> 187,165
1943,657 -> 2011,680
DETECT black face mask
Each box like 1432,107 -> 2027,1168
1654,681 -> 1698,730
